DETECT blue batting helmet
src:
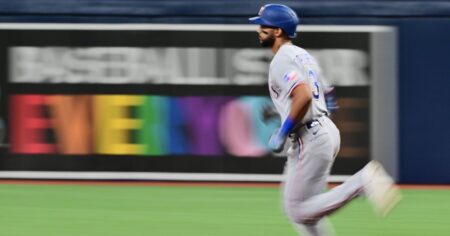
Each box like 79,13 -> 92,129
249,4 -> 299,38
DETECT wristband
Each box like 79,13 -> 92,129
280,117 -> 296,136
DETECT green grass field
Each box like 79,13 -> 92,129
0,183 -> 449,236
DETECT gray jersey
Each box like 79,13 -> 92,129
268,44 -> 328,123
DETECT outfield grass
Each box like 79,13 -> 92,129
0,183 -> 449,236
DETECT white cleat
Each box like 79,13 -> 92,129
362,160 -> 402,217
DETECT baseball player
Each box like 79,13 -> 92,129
249,4 -> 401,236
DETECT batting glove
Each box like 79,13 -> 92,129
324,87 -> 339,114
268,117 -> 295,153
268,128 -> 287,153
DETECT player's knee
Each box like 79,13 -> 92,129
285,207 -> 301,224
284,202 -> 319,225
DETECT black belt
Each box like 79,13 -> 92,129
289,117 -> 323,138
305,119 -> 321,129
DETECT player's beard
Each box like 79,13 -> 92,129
260,34 -> 275,48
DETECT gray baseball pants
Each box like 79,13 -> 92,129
282,116 -> 366,236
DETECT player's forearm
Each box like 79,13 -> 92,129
288,84 -> 312,123
279,84 -> 312,135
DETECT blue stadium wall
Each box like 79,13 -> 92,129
1,0 -> 449,184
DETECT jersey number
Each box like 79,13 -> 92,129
313,81 -> 320,99
309,70 -> 320,99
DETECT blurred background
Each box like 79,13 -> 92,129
0,1 -> 449,236
0,0 -> 448,184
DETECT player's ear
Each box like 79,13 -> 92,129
274,28 -> 284,37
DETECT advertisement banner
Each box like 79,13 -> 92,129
0,24 -> 396,179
